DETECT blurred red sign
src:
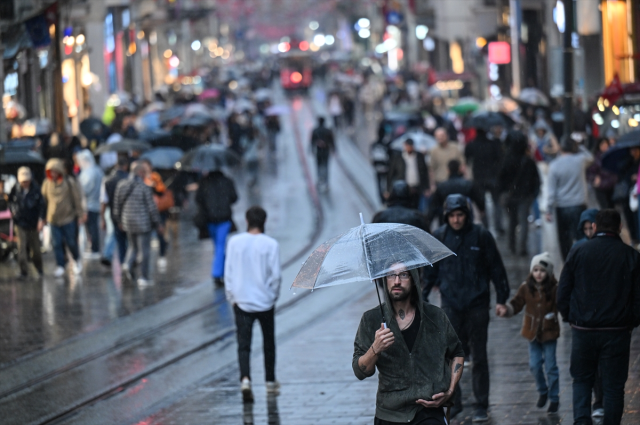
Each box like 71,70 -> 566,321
488,41 -> 510,64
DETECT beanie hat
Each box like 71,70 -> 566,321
17,167 -> 32,183
530,252 -> 554,276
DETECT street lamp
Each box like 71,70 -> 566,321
313,34 -> 326,47
415,25 -> 428,40
357,18 -> 370,29
358,29 -> 371,39
191,40 -> 201,51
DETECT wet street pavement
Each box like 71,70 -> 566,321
1,90 -> 639,424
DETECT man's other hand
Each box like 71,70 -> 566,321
373,324 -> 394,353
495,304 -> 508,317
416,389 -> 453,409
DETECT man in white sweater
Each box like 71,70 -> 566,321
225,206 -> 281,402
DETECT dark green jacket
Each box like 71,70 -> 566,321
352,277 -> 463,422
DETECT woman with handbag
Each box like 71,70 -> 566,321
141,159 -> 173,270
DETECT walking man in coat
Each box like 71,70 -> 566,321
42,158 -> 85,277
100,154 -> 129,266
8,167 -> 45,278
545,138 -> 593,260
423,194 -> 510,422
353,263 -> 465,424
558,209 -> 640,425
113,161 -> 163,285
310,117 -> 335,192
225,206 -> 281,402
372,180 -> 429,232
387,139 -> 430,210
196,169 -> 238,288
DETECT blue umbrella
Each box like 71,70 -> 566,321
140,147 -> 184,170
601,130 -> 640,174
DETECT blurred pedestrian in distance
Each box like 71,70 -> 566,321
424,194 -> 510,422
76,150 -> 104,259
616,146 -> 640,246
387,139 -> 430,210
530,120 -> 560,163
100,154 -> 130,266
8,167 -> 45,278
113,161 -> 163,286
353,262 -> 464,425
195,168 -> 238,288
499,252 -> 560,414
265,113 -> 281,152
571,208 -> 598,252
42,158 -> 85,277
140,159 -> 171,270
464,128 -> 505,234
328,92 -> 343,129
225,206 -> 281,402
372,180 -> 428,232
498,132 -> 540,256
587,138 -> 617,209
430,127 -> 465,185
558,209 -> 640,425
310,117 -> 335,192
545,137 -> 593,260
426,160 -> 485,228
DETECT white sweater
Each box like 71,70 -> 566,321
224,232 -> 281,313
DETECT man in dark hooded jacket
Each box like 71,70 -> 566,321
372,180 -> 428,232
571,208 -> 598,251
423,194 -> 510,422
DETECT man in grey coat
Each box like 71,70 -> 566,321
113,162 -> 163,285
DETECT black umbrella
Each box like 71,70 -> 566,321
140,147 -> 184,169
177,114 -> 212,128
80,117 -> 109,141
1,149 -> 45,164
466,111 -> 513,131
601,130 -> 640,174
160,105 -> 186,124
139,129 -> 175,147
177,144 -> 240,172
95,138 -> 151,155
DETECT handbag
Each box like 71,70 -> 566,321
612,180 -> 630,204
154,189 -> 175,212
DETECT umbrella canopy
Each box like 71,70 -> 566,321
140,147 -> 184,170
601,130 -> 640,173
177,114 -> 212,128
185,103 -> 213,117
160,105 -> 187,124
292,221 -> 453,290
138,111 -> 161,131
518,88 -> 549,107
177,144 -> 240,172
389,131 -> 437,154
466,111 -> 515,131
265,104 -> 290,116
139,129 -> 175,147
254,88 -> 271,101
450,97 -> 480,115
197,89 -> 220,102
1,149 -> 45,165
80,117 -> 109,140
480,97 -> 519,113
95,138 -> 151,155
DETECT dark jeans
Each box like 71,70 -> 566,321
86,211 -> 100,253
506,197 -> 534,254
51,221 -> 80,267
317,155 -> 329,186
156,212 -> 168,257
477,181 -> 503,232
570,328 -> 631,425
234,305 -> 276,382
125,232 -> 151,280
375,407 -> 446,425
556,205 -> 586,260
443,306 -> 490,411
15,226 -> 42,275
113,224 -> 128,264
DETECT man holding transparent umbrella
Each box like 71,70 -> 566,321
353,263 -> 465,425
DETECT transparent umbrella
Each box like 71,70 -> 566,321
292,214 -> 454,323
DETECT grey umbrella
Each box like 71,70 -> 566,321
140,147 -> 184,170
177,144 -> 240,172
95,138 -> 152,155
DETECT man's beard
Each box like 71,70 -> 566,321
388,285 -> 411,302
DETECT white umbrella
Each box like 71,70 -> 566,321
265,105 -> 290,116
390,131 -> 437,154
519,88 -> 550,107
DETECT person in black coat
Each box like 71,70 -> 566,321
196,170 -> 238,287
423,194 -> 509,421
557,209 -> 640,425
372,180 -> 428,232
465,129 -> 505,233
426,159 -> 485,228
8,167 -> 46,277
498,131 -> 541,255
310,117 -> 335,191
387,139 -> 430,210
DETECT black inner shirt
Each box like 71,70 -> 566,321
400,309 -> 421,353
